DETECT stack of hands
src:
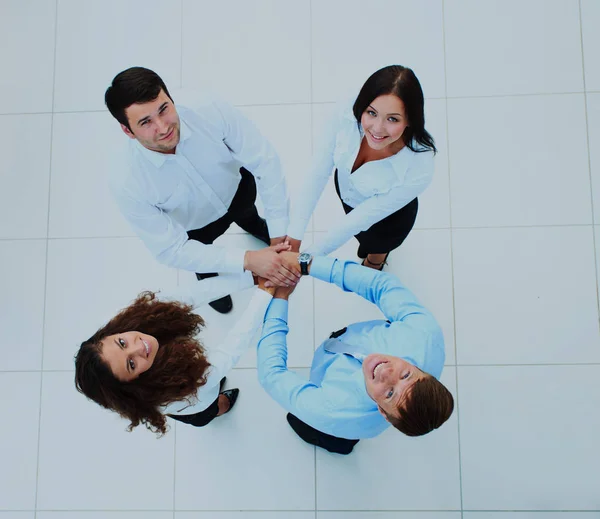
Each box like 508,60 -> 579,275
243,236 -> 303,300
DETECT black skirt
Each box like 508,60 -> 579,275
334,169 -> 418,256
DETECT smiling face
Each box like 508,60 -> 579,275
360,93 -> 409,153
121,89 -> 180,154
100,331 -> 160,382
362,353 -> 426,420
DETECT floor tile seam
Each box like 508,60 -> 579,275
7,90 -> 600,118
34,1 -> 60,517
5,223 -> 600,243
6,223 -> 600,243
441,0 -> 464,513
309,1 -> 318,510
577,0 -> 600,337
10,362 -> 600,375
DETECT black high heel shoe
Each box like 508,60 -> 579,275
361,252 -> 390,271
219,388 -> 240,414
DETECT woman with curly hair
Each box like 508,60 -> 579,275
74,268 -> 277,436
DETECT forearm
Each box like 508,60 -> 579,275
309,256 -> 430,322
257,299 -> 291,389
209,289 -> 273,380
157,239 -> 247,274
256,170 -> 289,239
159,271 -> 255,308
307,186 -> 424,257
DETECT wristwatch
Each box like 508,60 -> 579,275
298,252 -> 313,275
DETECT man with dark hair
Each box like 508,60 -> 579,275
105,67 -> 298,313
257,252 -> 453,454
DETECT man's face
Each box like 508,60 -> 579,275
122,89 -> 180,154
362,353 -> 426,421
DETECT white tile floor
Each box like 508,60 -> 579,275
1,0 -> 599,517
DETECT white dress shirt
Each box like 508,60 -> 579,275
157,276 -> 273,416
110,97 -> 289,274
287,101 -> 435,256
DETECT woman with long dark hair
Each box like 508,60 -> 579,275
74,268 -> 278,435
287,65 -> 437,270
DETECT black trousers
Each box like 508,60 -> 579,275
286,327 -> 360,455
168,395 -> 220,427
334,169 -> 418,256
187,167 -> 270,279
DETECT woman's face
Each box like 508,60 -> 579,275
360,94 -> 409,152
100,331 -> 160,381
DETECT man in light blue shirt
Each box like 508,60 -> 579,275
257,253 -> 454,454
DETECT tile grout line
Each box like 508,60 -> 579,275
174,4 -> 183,513
11,508 -> 600,517
7,90 -> 600,117
7,361 -> 600,376
34,0 -> 60,516
0,223 -> 599,242
309,0 -> 318,512
179,0 -> 184,90
3,222 -> 598,243
441,0 -> 464,516
578,0 -> 600,338
172,420 -> 177,517
6,89 -> 600,117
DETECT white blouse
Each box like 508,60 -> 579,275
154,275 -> 273,416
287,100 -> 435,256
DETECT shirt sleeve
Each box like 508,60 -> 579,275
157,272 -> 255,308
256,298 -> 334,425
307,158 -> 434,257
212,98 -> 289,238
310,256 -> 440,330
310,256 -> 445,377
286,107 -> 341,241
111,186 -> 247,273
202,288 -> 273,391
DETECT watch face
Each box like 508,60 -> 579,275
298,252 -> 311,262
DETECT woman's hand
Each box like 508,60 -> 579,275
257,276 -> 276,296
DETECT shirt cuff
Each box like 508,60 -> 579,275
223,247 -> 248,272
286,219 -> 309,241
253,286 -> 275,304
308,256 -> 336,282
266,218 -> 289,240
264,297 -> 289,322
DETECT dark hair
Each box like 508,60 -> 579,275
105,67 -> 173,131
384,375 -> 454,436
353,65 -> 436,153
74,291 -> 210,436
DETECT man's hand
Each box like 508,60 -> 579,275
244,244 -> 300,287
264,251 -> 300,288
286,238 -> 302,253
270,236 -> 287,246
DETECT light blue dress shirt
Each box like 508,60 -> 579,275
257,257 -> 445,440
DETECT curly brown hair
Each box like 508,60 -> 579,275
74,291 -> 210,435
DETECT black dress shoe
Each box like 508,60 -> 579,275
220,388 -> 240,413
209,295 -> 233,314
219,376 -> 227,392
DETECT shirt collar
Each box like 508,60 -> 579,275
132,114 -> 192,168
